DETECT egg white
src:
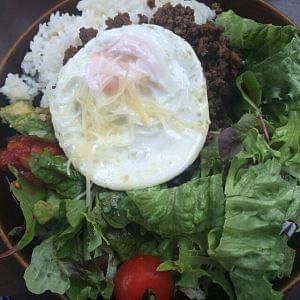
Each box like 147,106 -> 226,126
50,24 -> 209,190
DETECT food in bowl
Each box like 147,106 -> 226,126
0,0 -> 299,299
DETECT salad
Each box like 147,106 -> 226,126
0,1 -> 299,300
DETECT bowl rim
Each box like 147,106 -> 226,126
0,0 -> 299,296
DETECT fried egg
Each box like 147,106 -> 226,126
50,24 -> 209,190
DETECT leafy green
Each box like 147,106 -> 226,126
218,113 -> 259,163
29,150 -> 85,198
66,278 -> 99,300
217,11 -> 300,105
234,113 -> 259,139
98,192 -> 131,229
249,37 -> 300,104
65,199 -> 86,228
271,109 -> 300,165
158,240 -> 235,300
124,174 -> 224,237
236,71 -> 262,112
211,159 -> 300,276
106,228 -> 138,261
12,176 -> 46,250
237,128 -> 280,163
0,100 -> 55,140
230,268 -> 282,300
200,133 -> 222,177
216,10 -> 297,58
24,237 -> 70,294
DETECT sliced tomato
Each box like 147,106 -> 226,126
114,255 -> 174,300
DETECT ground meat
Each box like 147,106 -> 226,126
151,3 -> 242,129
79,27 -> 98,44
105,13 -> 132,29
147,0 -> 156,9
63,45 -> 81,65
138,14 -> 149,24
63,27 -> 98,65
151,4 -> 195,36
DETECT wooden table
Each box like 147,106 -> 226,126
0,0 -> 299,299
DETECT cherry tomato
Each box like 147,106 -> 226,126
0,135 -> 62,171
114,255 -> 174,300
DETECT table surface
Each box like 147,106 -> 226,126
0,0 -> 299,299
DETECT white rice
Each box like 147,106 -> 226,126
0,0 -> 215,107
0,74 -> 39,102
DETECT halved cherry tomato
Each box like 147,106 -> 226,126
0,135 -> 61,171
114,255 -> 174,300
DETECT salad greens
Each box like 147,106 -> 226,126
211,158 -> 299,275
12,175 -> 47,250
29,150 -> 85,198
1,9 -> 299,300
124,174 -> 224,237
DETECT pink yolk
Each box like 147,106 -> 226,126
86,35 -> 160,95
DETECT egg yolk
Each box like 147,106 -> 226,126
86,35 -> 161,96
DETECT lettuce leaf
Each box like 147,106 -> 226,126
65,199 -> 86,228
158,240 -> 235,300
230,268 -> 282,300
216,10 -> 297,60
237,128 -> 280,163
248,37 -> 300,104
236,71 -> 262,112
211,159 -> 300,276
98,192 -> 130,229
216,11 -> 300,105
124,174 -> 225,237
12,176 -> 46,250
271,109 -> 300,166
29,150 -> 85,198
200,132 -> 222,178
24,237 -> 71,294
0,100 -> 55,140
66,278 -> 99,300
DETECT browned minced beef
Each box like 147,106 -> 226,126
151,3 -> 242,129
138,14 -> 149,24
105,13 -> 132,29
63,45 -> 81,65
147,0 -> 156,9
63,27 -> 98,65
79,27 -> 98,44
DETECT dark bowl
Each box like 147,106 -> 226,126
0,0 -> 299,297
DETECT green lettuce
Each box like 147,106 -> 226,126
65,199 -> 86,228
24,237 -> 71,295
158,239 -> 235,300
211,159 -> 300,276
216,10 -> 297,61
237,128 -> 280,163
217,11 -> 300,105
236,71 -> 262,112
200,132 -> 222,177
271,109 -> 300,166
0,100 -> 55,140
12,176 -> 46,250
124,174 -> 225,237
249,37 -> 300,104
29,150 -> 85,198
98,192 -> 131,229
230,268 -> 282,300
